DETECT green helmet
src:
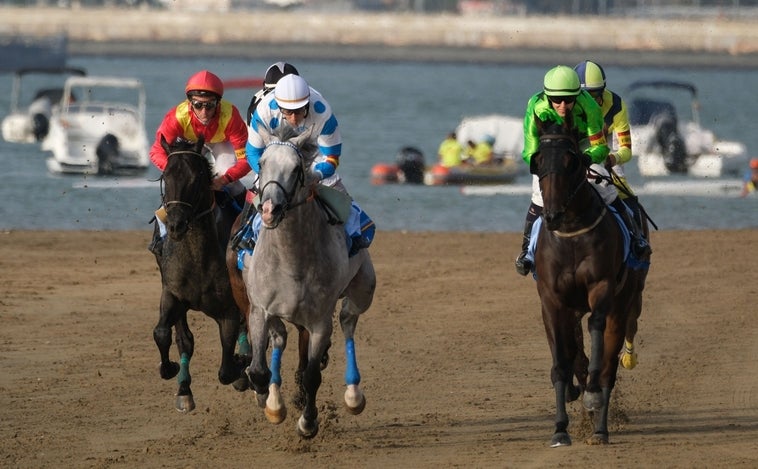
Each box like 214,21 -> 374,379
574,60 -> 606,91
543,65 -> 581,97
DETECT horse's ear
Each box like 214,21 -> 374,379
530,154 -> 539,175
160,134 -> 170,154
534,114 -> 545,133
195,135 -> 205,154
291,124 -> 316,149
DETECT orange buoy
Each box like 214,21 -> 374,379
427,164 -> 450,186
370,163 -> 399,185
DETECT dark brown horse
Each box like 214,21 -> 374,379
531,117 -> 650,447
152,135 -> 246,412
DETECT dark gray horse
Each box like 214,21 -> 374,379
152,135 -> 245,412
241,127 -> 376,438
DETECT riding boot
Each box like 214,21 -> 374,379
148,228 -> 164,261
230,190 -> 256,252
515,203 -> 542,276
611,197 -> 651,259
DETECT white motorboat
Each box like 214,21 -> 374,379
1,67 -> 86,143
627,80 -> 749,178
42,75 -> 150,175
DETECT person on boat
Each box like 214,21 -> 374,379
514,65 -> 650,276
245,61 -> 299,126
739,158 -> 758,198
148,69 -> 251,256
574,60 -> 647,229
243,73 -> 375,257
437,131 -> 464,168
469,136 -> 495,165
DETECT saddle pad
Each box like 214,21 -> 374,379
316,185 -> 352,224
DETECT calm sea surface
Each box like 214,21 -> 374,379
0,56 -> 756,233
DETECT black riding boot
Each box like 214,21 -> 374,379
610,197 -> 651,259
230,192 -> 256,252
515,203 -> 542,276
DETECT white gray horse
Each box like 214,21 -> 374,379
241,126 -> 376,438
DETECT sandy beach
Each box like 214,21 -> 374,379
1,228 -> 756,467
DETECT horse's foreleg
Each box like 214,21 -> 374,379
340,298 -> 366,415
586,314 -> 626,445
542,304 -> 576,447
173,314 -> 195,412
215,312 -> 242,386
245,307 -> 272,407
584,288 -> 612,412
297,326 -> 332,439
154,294 -> 182,381
620,293 -> 642,370
264,318 -> 288,424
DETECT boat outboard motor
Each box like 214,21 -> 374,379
31,113 -> 50,141
395,146 -> 425,184
651,110 -> 688,174
96,133 -> 120,175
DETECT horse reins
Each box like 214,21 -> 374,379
257,141 -> 316,227
160,150 -> 215,224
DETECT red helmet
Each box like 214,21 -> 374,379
185,70 -> 224,99
750,158 -> 758,169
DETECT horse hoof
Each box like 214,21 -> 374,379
232,376 -> 250,392
159,361 -> 180,380
620,351 -> 638,370
565,384 -> 581,403
585,433 -> 609,445
297,415 -> 319,439
265,405 -> 287,424
550,432 -> 572,447
344,385 -> 366,415
254,391 -> 268,408
583,391 -> 604,411
175,394 -> 195,413
264,384 -> 287,424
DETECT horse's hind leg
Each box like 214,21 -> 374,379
587,314 -> 626,445
568,312 -> 588,403
297,323 -> 333,439
339,298 -> 367,415
339,260 -> 375,415
620,292 -> 642,370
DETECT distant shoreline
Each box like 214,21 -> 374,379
69,40 -> 758,69
3,6 -> 757,69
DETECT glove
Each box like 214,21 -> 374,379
313,161 -> 336,180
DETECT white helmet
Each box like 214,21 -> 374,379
275,74 -> 310,110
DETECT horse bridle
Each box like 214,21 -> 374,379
537,133 -> 587,211
160,149 -> 215,225
256,141 -> 315,227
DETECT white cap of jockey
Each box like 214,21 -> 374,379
275,74 -> 310,110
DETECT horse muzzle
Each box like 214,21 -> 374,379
260,199 -> 285,229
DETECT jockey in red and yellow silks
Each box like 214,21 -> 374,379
149,70 -> 250,188
147,70 -> 251,258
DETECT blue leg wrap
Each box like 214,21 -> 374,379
270,347 -> 282,386
178,353 -> 190,384
344,338 -> 361,385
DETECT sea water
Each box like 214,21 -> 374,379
0,56 -> 755,232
